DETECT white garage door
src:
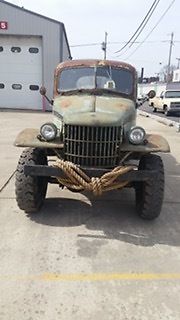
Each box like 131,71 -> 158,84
0,36 -> 43,110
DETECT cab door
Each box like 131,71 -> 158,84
157,91 -> 164,111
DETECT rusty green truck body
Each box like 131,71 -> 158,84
14,59 -> 170,219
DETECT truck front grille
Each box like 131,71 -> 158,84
170,102 -> 180,108
64,125 -> 122,167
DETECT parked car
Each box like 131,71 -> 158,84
137,94 -> 148,107
149,90 -> 180,116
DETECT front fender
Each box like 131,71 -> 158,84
121,134 -> 170,153
14,128 -> 63,149
14,130 -> 170,153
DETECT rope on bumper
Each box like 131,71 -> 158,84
53,159 -> 135,196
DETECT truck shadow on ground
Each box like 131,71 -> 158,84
29,153 -> 180,247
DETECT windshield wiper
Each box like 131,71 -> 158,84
59,89 -> 91,95
59,88 -> 128,97
95,88 -> 126,96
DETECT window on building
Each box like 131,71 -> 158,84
0,83 -> 5,89
29,85 -> 39,91
0,46 -> 3,52
29,47 -> 39,54
11,47 -> 21,53
12,84 -> 22,90
175,73 -> 179,81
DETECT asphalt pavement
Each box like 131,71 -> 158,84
0,111 -> 180,320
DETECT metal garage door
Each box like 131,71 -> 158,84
0,36 -> 43,110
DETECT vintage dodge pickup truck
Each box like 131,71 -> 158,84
14,59 -> 170,220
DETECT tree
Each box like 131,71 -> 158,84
160,64 -> 176,82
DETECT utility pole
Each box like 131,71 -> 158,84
176,58 -> 180,69
101,32 -> 108,60
167,32 -> 174,82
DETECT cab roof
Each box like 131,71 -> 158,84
55,59 -> 136,76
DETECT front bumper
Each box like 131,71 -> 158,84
170,103 -> 180,113
24,164 -> 157,183
169,108 -> 180,114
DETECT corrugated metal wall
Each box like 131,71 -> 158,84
62,31 -> 71,61
0,0 -> 71,110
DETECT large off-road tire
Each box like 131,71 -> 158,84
15,148 -> 48,213
135,154 -> 164,220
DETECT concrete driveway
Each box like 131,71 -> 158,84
0,111 -> 180,320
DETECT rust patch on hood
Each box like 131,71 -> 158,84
61,100 -> 71,108
115,103 -> 130,110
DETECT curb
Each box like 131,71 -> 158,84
137,110 -> 180,132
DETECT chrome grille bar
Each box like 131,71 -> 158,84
64,125 -> 122,168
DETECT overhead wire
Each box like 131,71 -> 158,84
70,42 -> 101,47
114,0 -> 160,54
70,40 -> 172,48
128,0 -> 160,49
124,0 -> 176,60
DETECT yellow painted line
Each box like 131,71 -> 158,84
42,273 -> 180,281
1,273 -> 180,282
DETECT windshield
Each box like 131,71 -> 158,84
165,91 -> 180,98
58,66 -> 133,95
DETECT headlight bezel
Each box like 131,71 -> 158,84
128,126 -> 146,145
40,122 -> 58,141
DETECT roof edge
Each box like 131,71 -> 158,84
61,23 -> 72,59
0,0 -> 63,25
55,59 -> 136,75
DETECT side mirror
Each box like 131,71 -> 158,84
40,86 -> 47,96
39,86 -> 53,105
147,90 -> 156,99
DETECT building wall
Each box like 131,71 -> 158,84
138,83 -> 166,97
62,30 -> 71,61
173,69 -> 180,82
0,1 -> 70,110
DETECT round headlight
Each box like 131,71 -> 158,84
40,123 -> 57,141
128,126 -> 146,145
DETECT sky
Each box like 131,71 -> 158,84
5,0 -> 180,77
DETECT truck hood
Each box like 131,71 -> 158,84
53,95 -> 136,126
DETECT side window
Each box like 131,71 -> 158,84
160,92 -> 164,98
29,85 -> 39,91
11,47 -> 21,53
29,47 -> 39,54
12,84 -> 22,90
0,83 -> 5,89
0,46 -> 3,52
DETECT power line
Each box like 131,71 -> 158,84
115,0 -> 160,54
128,0 -> 160,49
70,40 -> 177,48
124,0 -> 176,60
70,42 -> 101,47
